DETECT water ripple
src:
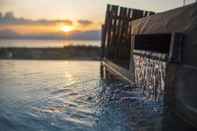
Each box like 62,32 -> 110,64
0,60 -> 163,131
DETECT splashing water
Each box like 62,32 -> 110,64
133,50 -> 167,101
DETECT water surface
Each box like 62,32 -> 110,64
0,60 -> 163,131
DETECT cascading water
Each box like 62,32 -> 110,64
133,50 -> 167,101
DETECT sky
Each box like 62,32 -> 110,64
0,0 -> 196,40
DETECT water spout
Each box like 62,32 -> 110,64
133,50 -> 167,101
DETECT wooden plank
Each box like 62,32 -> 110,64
106,5 -> 113,59
118,7 -> 127,60
103,59 -> 132,84
111,5 -> 118,60
101,25 -> 105,58
103,5 -> 110,59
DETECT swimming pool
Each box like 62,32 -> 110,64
0,60 -> 163,131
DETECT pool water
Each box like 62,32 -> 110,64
0,60 -> 163,131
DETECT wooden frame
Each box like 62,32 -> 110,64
132,33 -> 184,63
101,4 -> 155,69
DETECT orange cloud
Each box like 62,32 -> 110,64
0,11 -> 102,40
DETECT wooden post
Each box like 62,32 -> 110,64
100,62 -> 105,79
129,35 -> 136,85
101,25 -> 105,59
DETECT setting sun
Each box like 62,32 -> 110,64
61,25 -> 73,32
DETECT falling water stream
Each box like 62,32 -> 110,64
133,50 -> 167,101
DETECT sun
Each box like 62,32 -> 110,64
61,25 -> 73,32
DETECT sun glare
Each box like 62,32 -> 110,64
61,25 -> 73,32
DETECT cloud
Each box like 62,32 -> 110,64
0,12 -> 100,40
77,19 -> 93,26
0,11 -> 73,25
0,29 -> 19,38
0,29 -> 101,40
68,30 -> 100,40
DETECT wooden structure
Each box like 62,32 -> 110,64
101,4 -> 184,84
101,4 -> 155,83
101,3 -> 197,129
101,5 -> 155,69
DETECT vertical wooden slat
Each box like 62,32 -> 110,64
125,8 -> 132,64
116,6 -> 123,61
103,4 -> 110,59
111,5 -> 118,60
101,25 -> 105,59
102,4 -> 155,69
106,5 -> 113,59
